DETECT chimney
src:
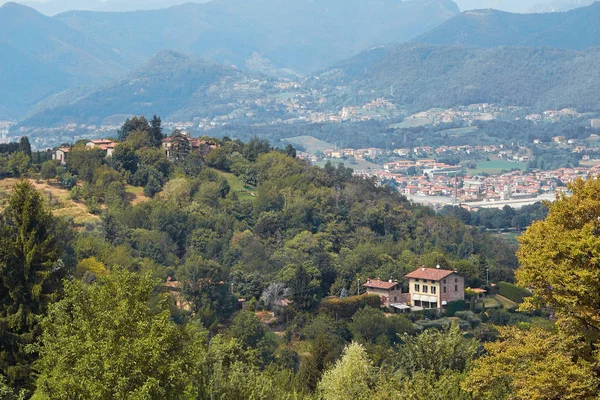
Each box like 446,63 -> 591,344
422,267 -> 425,272
436,264 -> 440,269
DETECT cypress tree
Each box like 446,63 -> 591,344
0,181 -> 64,390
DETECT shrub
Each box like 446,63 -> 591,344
320,294 -> 381,319
497,281 -> 532,304
455,311 -> 481,328
444,300 -> 468,316
415,317 -> 452,331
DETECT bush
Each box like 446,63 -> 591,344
415,317 -> 452,331
455,311 -> 481,328
444,300 -> 468,316
320,294 -> 381,319
497,281 -> 532,304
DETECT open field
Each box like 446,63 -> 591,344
0,178 -> 99,226
282,136 -> 335,153
317,158 -> 382,171
389,114 -> 435,129
436,126 -> 479,137
494,294 -> 518,310
218,171 -> 256,201
125,185 -> 150,205
468,160 -> 527,175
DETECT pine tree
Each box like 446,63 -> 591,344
149,115 -> 163,148
0,181 -> 64,390
18,137 -> 31,160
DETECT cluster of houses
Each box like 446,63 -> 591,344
363,266 -> 465,312
52,133 -> 217,165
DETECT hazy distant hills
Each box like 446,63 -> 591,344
16,0 -> 210,16
55,0 -> 460,75
454,0 -> 594,13
0,2 -> 128,118
18,51 -> 252,127
312,44 -> 600,112
415,2 -> 600,49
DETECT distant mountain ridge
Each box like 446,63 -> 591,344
54,0 -> 460,75
415,2 -> 600,49
17,51 -> 251,127
0,2 -> 128,118
311,43 -> 600,112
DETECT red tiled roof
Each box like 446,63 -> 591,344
363,279 -> 399,290
405,267 -> 456,281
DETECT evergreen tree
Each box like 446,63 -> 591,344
18,137 -> 31,160
149,115 -> 163,148
118,116 -> 150,141
0,181 -> 64,390
170,130 -> 191,162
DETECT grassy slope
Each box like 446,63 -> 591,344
218,171 -> 256,201
282,136 -> 335,153
468,160 -> 527,175
0,178 -> 98,226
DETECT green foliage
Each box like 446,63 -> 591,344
349,307 -> 412,345
118,116 -> 150,141
497,282 -> 531,304
445,300 -> 468,316
34,269 -> 196,399
397,325 -> 479,378
464,327 -> 599,400
318,342 -> 375,400
0,181 -> 65,390
320,294 -> 381,319
40,160 -> 58,180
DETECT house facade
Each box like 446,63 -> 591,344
86,139 -> 116,157
362,279 -> 404,307
52,148 -> 70,165
404,267 -> 465,309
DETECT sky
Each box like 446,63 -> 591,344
1,0 -> 594,15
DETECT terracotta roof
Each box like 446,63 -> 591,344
405,267 -> 456,281
363,279 -> 399,290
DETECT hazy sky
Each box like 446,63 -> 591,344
1,0 -> 593,15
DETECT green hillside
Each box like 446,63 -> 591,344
415,3 -> 600,49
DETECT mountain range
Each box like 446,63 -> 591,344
415,2 -> 600,49
0,0 -> 459,119
4,0 -> 600,127
0,2 -> 128,118
312,44 -> 600,112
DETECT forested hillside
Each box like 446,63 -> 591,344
415,3 -> 600,49
18,51 -> 249,127
313,43 -> 600,112
0,119 -> 598,398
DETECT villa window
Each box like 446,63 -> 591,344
414,284 -> 420,292
423,285 -> 428,294
455,285 -> 458,291
443,287 -> 447,293
431,286 -> 437,295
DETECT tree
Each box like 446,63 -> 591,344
148,115 -> 163,147
464,327 -> 598,400
40,160 -> 58,180
110,143 -> 139,174
282,262 -> 322,311
517,178 -> 600,346
118,116 -> 149,141
143,175 -> 162,198
318,342 -> 375,400
18,137 -> 31,160
396,324 -> 478,378
0,181 -> 65,390
34,269 -> 196,399
169,130 -> 191,162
